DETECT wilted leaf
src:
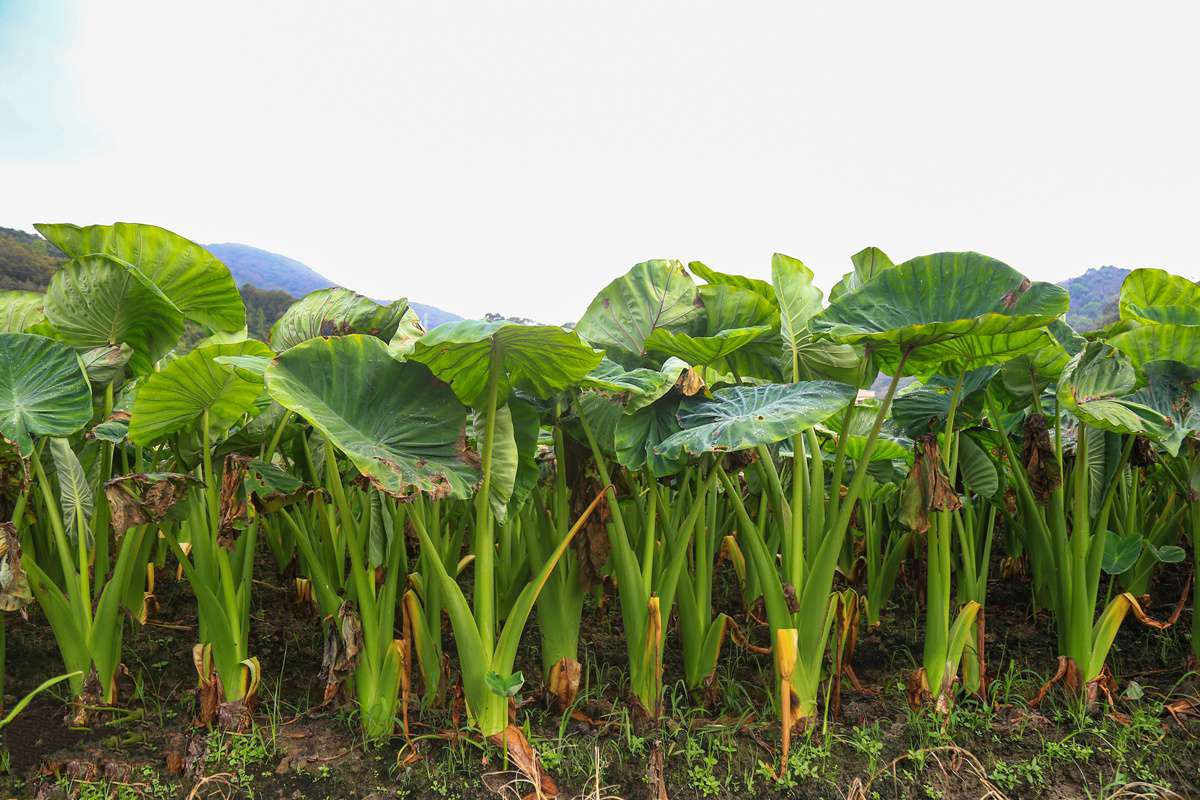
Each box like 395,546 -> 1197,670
320,602 -> 363,702
243,458 -> 307,513
0,522 -> 31,612
1020,413 -> 1061,504
899,435 -> 963,533
104,473 -> 199,536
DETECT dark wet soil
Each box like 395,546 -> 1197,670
2,551 -> 1197,799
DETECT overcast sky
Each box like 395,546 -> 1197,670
2,1 -> 1197,322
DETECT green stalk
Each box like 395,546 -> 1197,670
640,483 -> 657,598
922,370 -> 965,702
474,348 -> 503,659
324,446 -> 377,651
262,410 -> 293,463
30,444 -> 82,617
790,432 -> 807,589
1064,425 -> 1091,675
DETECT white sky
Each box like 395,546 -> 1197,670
2,1 -> 1198,322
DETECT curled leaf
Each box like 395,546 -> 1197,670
899,435 -> 962,533
104,473 -> 199,536
218,455 -> 249,546
320,602 -> 363,702
1020,413 -> 1061,504
0,522 -> 31,613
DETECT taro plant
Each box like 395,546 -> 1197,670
126,339 -> 272,729
0,333 -> 116,717
1110,269 -> 1200,665
988,339 -> 1183,705
521,399 -> 591,710
573,260 -> 784,711
811,251 -> 1069,713
265,334 -> 478,743
406,319 -> 602,738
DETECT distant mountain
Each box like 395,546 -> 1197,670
204,243 -> 334,297
1058,266 -> 1129,331
0,226 -> 60,291
205,242 -> 461,329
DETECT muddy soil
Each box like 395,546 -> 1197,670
1,553 -> 1197,800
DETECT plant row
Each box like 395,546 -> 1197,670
0,223 -> 1197,789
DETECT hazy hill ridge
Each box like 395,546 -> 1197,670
1057,265 -> 1130,331
204,242 -> 462,328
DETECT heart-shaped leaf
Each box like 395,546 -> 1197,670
36,222 -> 245,332
656,381 -> 856,459
266,334 -> 478,499
0,334 -> 93,456
1101,530 -> 1143,575
129,340 -> 271,445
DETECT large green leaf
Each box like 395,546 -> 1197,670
1119,268 -> 1200,326
1110,323 -> 1200,369
474,404 -> 518,521
998,319 -> 1083,407
829,246 -> 895,303
769,253 -> 871,384
1126,360 -> 1200,457
505,396 -> 543,516
688,261 -> 774,302
644,325 -> 770,367
615,396 -> 688,476
810,252 -> 1068,375
692,283 -> 781,378
0,334 -> 93,456
0,292 -> 45,333
265,335 -> 477,499
1057,342 -> 1169,438
656,381 -> 856,458
81,345 -> 133,387
792,334 -> 871,386
473,397 -> 543,521
128,341 -> 271,445
572,391 -> 623,457
36,222 -> 245,332
772,253 -> 823,373
44,254 -> 184,376
269,287 -> 410,351
957,434 -> 999,498
575,260 -> 700,367
409,320 -> 602,408
637,279 -> 782,380
582,357 -> 692,412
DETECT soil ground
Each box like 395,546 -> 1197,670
1,552 -> 1197,800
